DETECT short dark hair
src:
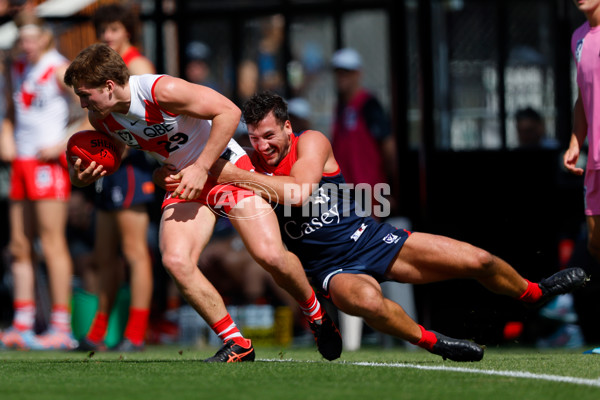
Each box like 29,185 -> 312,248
242,91 -> 288,127
64,43 -> 129,88
92,4 -> 139,45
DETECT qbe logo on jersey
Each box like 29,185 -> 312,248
382,233 -> 400,244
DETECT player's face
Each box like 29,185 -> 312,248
248,111 -> 292,166
18,29 -> 47,63
73,83 -> 113,118
334,68 -> 361,96
98,21 -> 130,53
573,0 -> 600,12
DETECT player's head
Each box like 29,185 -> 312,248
515,107 -> 545,147
65,44 -> 130,117
331,48 -> 362,98
65,43 -> 129,89
14,11 -> 54,63
92,3 -> 139,51
572,0 -> 600,13
242,91 -> 292,166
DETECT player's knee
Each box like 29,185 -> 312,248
123,247 -> 151,268
466,248 -> 495,275
250,244 -> 287,273
8,237 -> 30,261
161,251 -> 193,279
343,285 -> 385,317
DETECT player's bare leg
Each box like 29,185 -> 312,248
116,206 -> 153,350
160,202 -> 254,362
329,274 -> 420,339
1,200 -> 37,349
229,195 -> 342,361
229,198 -> 312,302
585,214 -> 600,262
74,209 -> 120,351
388,232 -> 587,306
36,200 -> 73,309
329,273 -> 483,362
8,200 -> 36,307
93,209 -> 121,318
34,199 -> 77,349
160,202 -> 225,323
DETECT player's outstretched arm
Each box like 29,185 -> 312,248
211,130 -> 335,206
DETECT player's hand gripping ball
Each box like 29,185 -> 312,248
66,130 -> 121,175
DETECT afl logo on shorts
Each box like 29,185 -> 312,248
206,180 -> 278,220
382,233 -> 400,244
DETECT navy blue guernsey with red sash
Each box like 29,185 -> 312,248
251,131 -> 410,292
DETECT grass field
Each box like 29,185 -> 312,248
1,344 -> 600,400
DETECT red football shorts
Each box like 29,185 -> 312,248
9,158 -> 71,201
161,154 -> 257,214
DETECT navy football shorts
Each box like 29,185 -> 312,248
94,150 -> 156,211
310,222 -> 410,295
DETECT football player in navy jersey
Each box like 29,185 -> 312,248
206,91 -> 589,362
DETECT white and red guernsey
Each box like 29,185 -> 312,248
12,49 -> 70,158
95,74 -> 242,170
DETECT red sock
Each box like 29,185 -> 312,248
298,291 -> 325,324
518,280 -> 543,303
13,300 -> 35,331
123,308 -> 150,346
211,314 -> 251,348
410,325 -> 438,351
87,312 -> 109,343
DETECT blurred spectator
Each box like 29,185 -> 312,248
0,46 -> 13,326
0,11 -> 85,350
257,14 -> 284,94
75,3 -> 157,352
330,48 -> 396,217
515,107 -> 559,149
92,3 -> 154,75
237,59 -> 259,104
287,97 -> 312,133
184,41 -> 219,92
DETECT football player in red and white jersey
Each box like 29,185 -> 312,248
63,43 -> 342,362
75,3 -> 157,353
0,12 -> 89,350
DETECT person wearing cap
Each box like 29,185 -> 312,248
184,41 -> 219,92
330,48 -> 396,217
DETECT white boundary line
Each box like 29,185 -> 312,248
259,359 -> 600,388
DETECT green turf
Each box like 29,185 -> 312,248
1,345 -> 599,400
